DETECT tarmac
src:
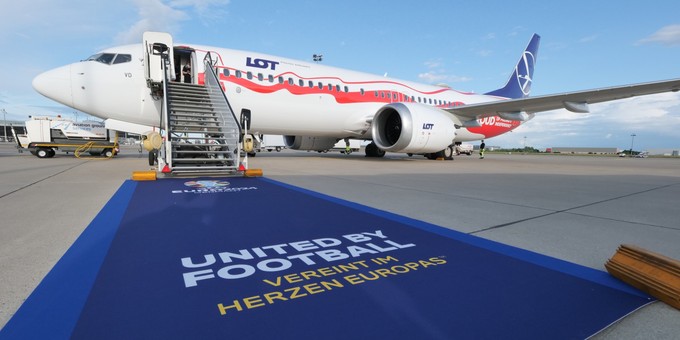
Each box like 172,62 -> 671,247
1,142 -> 679,338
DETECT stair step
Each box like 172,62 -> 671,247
174,150 -> 233,155
170,123 -> 221,129
170,107 -> 215,117
170,117 -> 219,123
172,136 -> 235,141
171,141 -> 232,146
173,158 -> 235,163
171,113 -> 219,119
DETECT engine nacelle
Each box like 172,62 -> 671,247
284,135 -> 338,151
371,102 -> 459,153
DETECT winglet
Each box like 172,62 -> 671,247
485,34 -> 541,99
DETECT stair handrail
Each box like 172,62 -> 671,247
203,52 -> 242,138
203,52 -> 242,167
160,49 -> 172,169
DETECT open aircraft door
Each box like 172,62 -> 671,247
143,31 -> 173,83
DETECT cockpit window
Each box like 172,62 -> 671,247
85,53 -> 131,65
87,53 -> 115,64
112,54 -> 131,64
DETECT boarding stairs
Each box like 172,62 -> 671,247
159,54 -> 242,176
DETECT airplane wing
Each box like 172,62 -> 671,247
447,78 -> 680,121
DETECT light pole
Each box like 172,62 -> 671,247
1,108 -> 6,143
630,133 -> 636,156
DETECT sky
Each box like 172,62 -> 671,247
1,0 -> 679,150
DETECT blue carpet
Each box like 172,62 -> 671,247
1,177 -> 652,339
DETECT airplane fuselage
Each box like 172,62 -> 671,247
33,42 -> 522,148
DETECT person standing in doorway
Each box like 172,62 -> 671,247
182,64 -> 192,83
479,140 -> 486,159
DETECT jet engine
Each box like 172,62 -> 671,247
371,102 -> 459,153
284,135 -> 338,151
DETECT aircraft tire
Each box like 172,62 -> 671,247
148,150 -> 157,166
444,146 -> 454,159
365,142 -> 386,158
426,151 -> 445,160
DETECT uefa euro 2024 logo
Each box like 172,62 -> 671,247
183,180 -> 230,189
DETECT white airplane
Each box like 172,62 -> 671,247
33,32 -> 680,161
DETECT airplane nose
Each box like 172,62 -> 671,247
32,65 -> 73,107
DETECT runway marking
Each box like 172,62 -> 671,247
471,182 -> 680,234
0,161 -> 89,199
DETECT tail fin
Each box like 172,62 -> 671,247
485,34 -> 540,99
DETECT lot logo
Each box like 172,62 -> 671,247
184,180 -> 230,189
246,57 -> 279,71
172,180 -> 257,195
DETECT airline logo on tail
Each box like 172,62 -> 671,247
517,50 -> 535,96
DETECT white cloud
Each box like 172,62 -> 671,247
418,72 -> 448,83
579,35 -> 598,43
638,24 -> 680,46
113,0 -> 231,44
476,49 -> 492,57
591,92 -> 680,132
423,60 -> 442,68
114,0 -> 188,44
418,59 -> 472,84
483,33 -> 496,40
490,93 -> 680,149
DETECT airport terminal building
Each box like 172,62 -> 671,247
0,120 -> 26,142
549,147 -> 620,154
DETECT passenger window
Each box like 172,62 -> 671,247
247,72 -> 253,80
236,70 -> 242,78
360,88 -> 365,95
309,80 -> 314,88
278,76 -> 284,84
344,86 -> 349,93
268,74 -> 274,82
374,91 -> 378,97
299,79 -> 305,87
288,78 -> 294,85
328,84 -> 333,91
223,69 -> 231,77
318,82 -> 323,89
336,85 -> 341,92
258,73 -> 264,81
